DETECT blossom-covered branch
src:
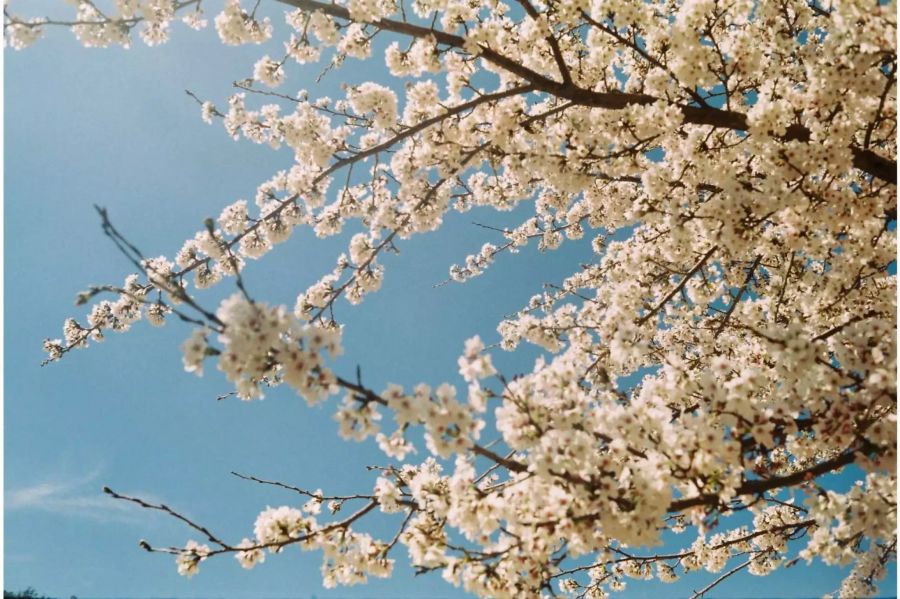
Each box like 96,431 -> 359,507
13,0 -> 896,596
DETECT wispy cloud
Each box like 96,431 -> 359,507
7,468 -> 158,524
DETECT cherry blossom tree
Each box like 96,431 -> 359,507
7,0 -> 897,596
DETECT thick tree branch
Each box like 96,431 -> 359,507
669,445 -> 868,512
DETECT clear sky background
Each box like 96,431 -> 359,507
4,2 -> 897,598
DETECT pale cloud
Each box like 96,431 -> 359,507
6,468 -> 160,524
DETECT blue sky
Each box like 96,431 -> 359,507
4,3 -> 896,598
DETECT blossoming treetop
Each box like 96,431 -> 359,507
7,0 -> 896,596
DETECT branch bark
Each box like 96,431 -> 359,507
669,446 -> 865,512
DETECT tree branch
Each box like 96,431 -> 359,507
275,0 -> 896,183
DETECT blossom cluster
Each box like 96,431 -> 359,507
186,294 -> 342,401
